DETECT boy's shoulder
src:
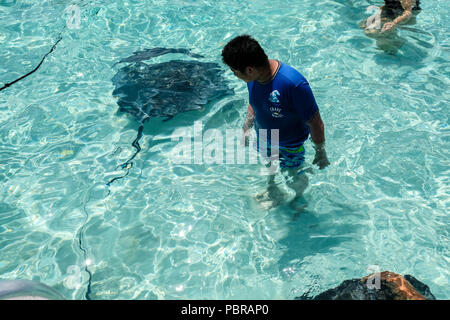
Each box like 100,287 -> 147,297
277,62 -> 309,88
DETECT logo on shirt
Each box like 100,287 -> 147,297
269,90 -> 281,103
268,90 -> 284,118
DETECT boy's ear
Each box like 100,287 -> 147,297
245,66 -> 254,75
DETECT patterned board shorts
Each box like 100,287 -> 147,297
278,144 -> 306,168
257,143 -> 306,169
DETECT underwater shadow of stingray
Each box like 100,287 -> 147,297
107,48 -> 234,186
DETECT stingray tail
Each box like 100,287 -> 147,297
122,124 -> 144,168
0,34 -> 62,92
106,125 -> 144,187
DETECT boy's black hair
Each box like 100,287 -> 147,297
221,35 -> 269,73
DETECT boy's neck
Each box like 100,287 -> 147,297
257,59 -> 279,83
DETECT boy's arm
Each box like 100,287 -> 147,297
242,104 -> 255,146
308,111 -> 330,169
243,104 -> 255,132
308,110 -> 325,144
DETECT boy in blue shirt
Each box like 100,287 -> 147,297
222,35 -> 330,209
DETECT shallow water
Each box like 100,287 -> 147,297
0,0 -> 448,299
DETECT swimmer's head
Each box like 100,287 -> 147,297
221,34 -> 270,82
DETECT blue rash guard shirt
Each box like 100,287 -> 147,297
247,61 -> 319,149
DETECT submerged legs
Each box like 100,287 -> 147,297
256,164 -> 310,212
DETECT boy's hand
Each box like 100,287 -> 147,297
313,142 -> 330,169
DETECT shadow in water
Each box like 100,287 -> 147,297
274,198 -> 362,275
106,98 -> 244,187
121,97 -> 244,147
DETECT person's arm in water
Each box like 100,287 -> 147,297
242,104 -> 255,146
308,111 -> 330,169
381,0 -> 413,32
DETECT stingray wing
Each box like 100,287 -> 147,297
118,47 -> 204,64
112,59 -> 234,123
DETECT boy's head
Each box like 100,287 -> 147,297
221,35 -> 269,82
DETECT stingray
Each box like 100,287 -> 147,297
107,47 -> 233,186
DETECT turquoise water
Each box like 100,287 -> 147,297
0,0 -> 449,299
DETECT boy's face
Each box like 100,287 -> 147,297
230,66 -> 254,83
